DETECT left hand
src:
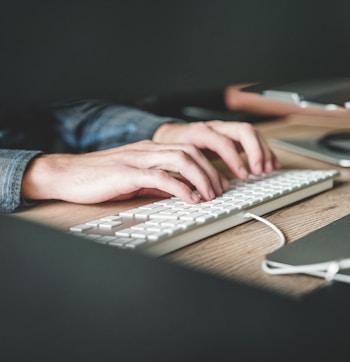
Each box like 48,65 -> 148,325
153,120 -> 281,179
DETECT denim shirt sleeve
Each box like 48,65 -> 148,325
0,149 -> 42,213
0,100 -> 185,213
51,99 -> 185,152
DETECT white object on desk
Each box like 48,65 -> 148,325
69,169 -> 339,256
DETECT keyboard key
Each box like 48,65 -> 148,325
70,224 -> 93,232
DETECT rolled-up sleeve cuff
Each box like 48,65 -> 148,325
0,149 -> 43,213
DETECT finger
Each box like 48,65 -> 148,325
174,123 -> 250,179
208,122 -> 280,176
240,130 -> 282,174
149,143 -> 229,196
209,121 -> 283,174
129,168 -> 202,204
209,122 -> 268,175
112,188 -> 173,201
120,149 -> 218,201
255,133 -> 281,174
151,141 -> 231,193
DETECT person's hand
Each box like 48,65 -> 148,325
153,120 -> 281,179
21,140 -> 229,205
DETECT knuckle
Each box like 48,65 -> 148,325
182,144 -> 198,155
240,122 -> 256,133
173,149 -> 192,162
150,169 -> 172,183
139,139 -> 154,145
154,169 -> 169,178
221,136 -> 235,149
191,121 -> 210,132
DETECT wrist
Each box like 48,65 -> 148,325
152,122 -> 184,144
21,154 -> 61,201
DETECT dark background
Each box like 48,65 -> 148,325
1,0 -> 350,105
2,4 -> 350,358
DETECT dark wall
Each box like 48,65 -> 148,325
1,0 -> 350,106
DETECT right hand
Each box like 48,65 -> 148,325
21,140 -> 230,205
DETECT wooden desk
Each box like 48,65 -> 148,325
16,115 -> 350,297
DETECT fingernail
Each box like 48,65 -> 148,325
209,189 -> 216,199
264,161 -> 272,173
239,166 -> 249,179
221,177 -> 230,192
254,163 -> 262,175
191,191 -> 201,203
214,183 -> 223,196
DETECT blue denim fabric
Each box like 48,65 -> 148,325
0,100 -> 184,212
0,149 -> 42,213
51,99 -> 183,152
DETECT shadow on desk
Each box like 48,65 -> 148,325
1,213 -> 350,361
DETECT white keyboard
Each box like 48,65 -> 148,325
69,169 -> 339,256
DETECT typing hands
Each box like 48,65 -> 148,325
21,121 -> 281,205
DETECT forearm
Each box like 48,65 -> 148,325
0,149 -> 42,213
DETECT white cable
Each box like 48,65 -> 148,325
262,258 -> 350,282
243,212 -> 286,249
243,212 -> 349,282
262,259 -> 337,275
